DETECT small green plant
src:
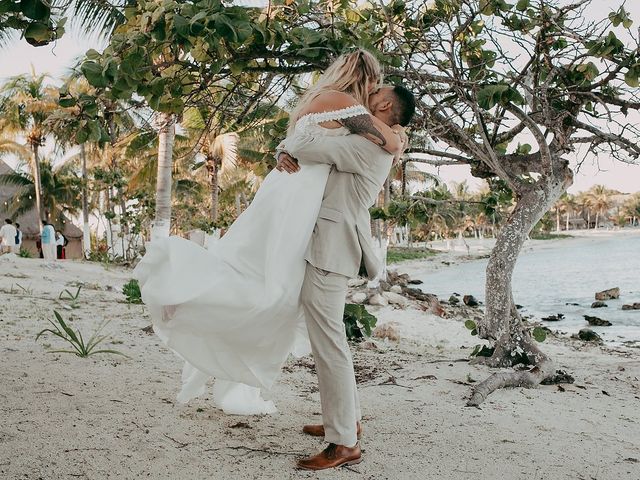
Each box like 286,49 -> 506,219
466,319 -> 495,358
122,279 -> 143,304
18,249 -> 32,258
59,286 -> 82,309
343,304 -> 377,341
36,311 -> 129,358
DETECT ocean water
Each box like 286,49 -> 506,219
413,232 -> 640,344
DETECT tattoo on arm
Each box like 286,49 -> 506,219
339,114 -> 387,147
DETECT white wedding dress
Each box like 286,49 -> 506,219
133,105 -> 369,414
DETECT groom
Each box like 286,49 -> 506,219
276,85 -> 416,470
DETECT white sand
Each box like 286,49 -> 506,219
1,254 -> 639,479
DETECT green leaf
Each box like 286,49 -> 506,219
479,0 -> 493,15
81,61 -> 108,88
24,21 -> 51,43
59,96 -> 76,108
476,84 -> 509,109
464,319 -> 477,330
20,0 -> 49,21
214,15 -> 238,43
76,128 -> 89,144
516,0 -> 529,12
173,15 -> 190,38
515,143 -> 532,155
532,326 -> 547,342
624,68 -> 639,88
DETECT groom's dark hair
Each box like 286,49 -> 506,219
390,85 -> 416,127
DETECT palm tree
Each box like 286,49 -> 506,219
621,193 -> 640,226
0,159 -> 82,224
48,75 -> 146,257
558,193 -> 578,231
587,185 -> 614,229
0,71 -> 60,229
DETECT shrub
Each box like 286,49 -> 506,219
343,304 -> 377,341
123,279 -> 143,304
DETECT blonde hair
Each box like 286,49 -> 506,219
288,49 -> 382,133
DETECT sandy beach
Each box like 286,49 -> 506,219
1,248 -> 639,479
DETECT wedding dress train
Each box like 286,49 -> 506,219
133,106 -> 369,414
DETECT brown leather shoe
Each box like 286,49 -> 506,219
296,443 -> 362,470
302,421 -> 362,439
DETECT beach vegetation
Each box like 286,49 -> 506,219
387,247 -> 437,264
122,279 -> 142,304
35,310 -> 128,358
59,286 -> 82,309
343,304 -> 377,341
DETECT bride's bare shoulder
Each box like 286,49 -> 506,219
302,91 -> 360,116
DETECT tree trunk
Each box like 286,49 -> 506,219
210,156 -> 219,223
469,170 -> 572,406
595,212 -> 599,229
565,209 -> 570,231
32,144 -> 44,233
152,113 -> 176,240
235,193 -> 242,217
80,143 -> 91,258
556,209 -> 560,232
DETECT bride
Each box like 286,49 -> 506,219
133,49 -> 404,414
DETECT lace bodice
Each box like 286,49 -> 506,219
294,105 -> 369,137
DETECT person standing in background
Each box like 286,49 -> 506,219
41,220 -> 56,261
14,222 -> 22,254
55,230 -> 66,259
0,219 -> 17,254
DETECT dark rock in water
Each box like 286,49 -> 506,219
576,329 -> 602,342
516,304 -> 524,310
565,302 -> 580,306
542,314 -> 565,321
591,301 -> 608,308
541,370 -> 575,385
595,287 -> 620,301
463,295 -> 479,307
448,295 -> 460,305
408,279 -> 423,285
452,293 -> 461,297
622,302 -> 640,310
583,315 -> 612,326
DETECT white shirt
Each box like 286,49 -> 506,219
56,234 -> 66,247
0,223 -> 17,247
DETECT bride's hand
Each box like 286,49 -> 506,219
391,125 -> 408,165
276,152 -> 300,174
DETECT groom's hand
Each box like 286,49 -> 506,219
276,152 -> 300,174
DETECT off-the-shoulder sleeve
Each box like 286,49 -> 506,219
305,105 -> 369,124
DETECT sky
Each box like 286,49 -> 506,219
1,1 -> 639,194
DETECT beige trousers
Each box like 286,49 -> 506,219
300,262 -> 361,447
42,242 -> 57,261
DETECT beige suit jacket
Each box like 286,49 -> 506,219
281,134 -> 393,279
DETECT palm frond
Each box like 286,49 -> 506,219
63,0 -> 128,40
